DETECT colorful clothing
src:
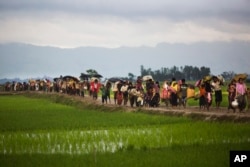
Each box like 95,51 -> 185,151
236,83 -> 247,95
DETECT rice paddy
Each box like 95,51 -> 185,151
1,93 -> 250,167
1,126 -> 250,155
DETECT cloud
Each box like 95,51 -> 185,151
1,0 -> 249,21
0,0 -> 250,48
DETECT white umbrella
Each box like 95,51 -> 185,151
142,75 -> 153,81
90,77 -> 99,82
217,75 -> 225,83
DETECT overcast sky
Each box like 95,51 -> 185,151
0,0 -> 250,79
1,0 -> 250,48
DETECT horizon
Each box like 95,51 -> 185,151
1,41 -> 250,80
0,1 -> 249,80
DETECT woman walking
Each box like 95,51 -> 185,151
236,78 -> 247,112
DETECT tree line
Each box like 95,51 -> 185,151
80,66 -> 240,82
139,65 -> 240,81
140,65 -> 211,81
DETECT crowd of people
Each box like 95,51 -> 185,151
2,74 -> 250,112
194,75 -> 249,112
87,75 -> 250,113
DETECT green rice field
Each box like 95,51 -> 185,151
0,93 -> 250,167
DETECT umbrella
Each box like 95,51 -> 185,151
80,73 -> 90,80
233,73 -> 248,81
62,75 -> 79,82
90,77 -> 99,82
53,78 -> 60,82
108,77 -> 122,83
92,74 -> 103,78
217,75 -> 225,83
203,75 -> 212,82
142,75 -> 153,81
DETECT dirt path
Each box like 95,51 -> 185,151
1,91 -> 250,122
75,93 -> 250,122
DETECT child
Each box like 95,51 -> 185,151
116,90 -> 123,105
204,80 -> 212,111
100,84 -> 107,104
199,84 -> 206,110
161,80 -> 170,107
227,80 -> 236,112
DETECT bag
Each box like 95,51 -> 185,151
160,89 -> 169,99
195,80 -> 201,87
232,99 -> 238,107
187,88 -> 195,98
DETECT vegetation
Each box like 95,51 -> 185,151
0,93 -> 250,167
140,65 -> 211,81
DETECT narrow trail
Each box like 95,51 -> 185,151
1,91 -> 250,122
69,92 -> 250,122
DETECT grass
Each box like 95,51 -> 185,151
0,93 -> 250,166
1,143 -> 249,167
0,95 -> 189,131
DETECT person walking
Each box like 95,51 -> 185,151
236,78 -> 247,112
170,78 -> 178,107
161,80 -> 170,107
227,79 -> 236,112
121,81 -> 129,106
100,84 -> 107,104
91,79 -> 100,100
180,79 -> 188,108
211,76 -> 223,109
204,79 -> 212,111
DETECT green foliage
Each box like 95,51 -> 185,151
0,94 -> 250,167
140,65 -> 211,81
0,95 -> 188,132
2,142 -> 250,167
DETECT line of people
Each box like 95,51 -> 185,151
227,78 -> 249,112
93,75 -> 249,112
3,75 -> 249,112
95,77 -> 189,108
196,75 -> 249,112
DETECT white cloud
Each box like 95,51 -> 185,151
0,0 -> 250,48
1,13 -> 250,48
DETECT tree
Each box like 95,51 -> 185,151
200,66 -> 210,78
192,67 -> 200,79
221,71 -> 235,80
128,73 -> 136,81
79,73 -> 89,80
80,69 -> 102,80
86,69 -> 98,76
140,65 -> 211,81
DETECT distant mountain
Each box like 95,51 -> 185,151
0,41 -> 250,79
